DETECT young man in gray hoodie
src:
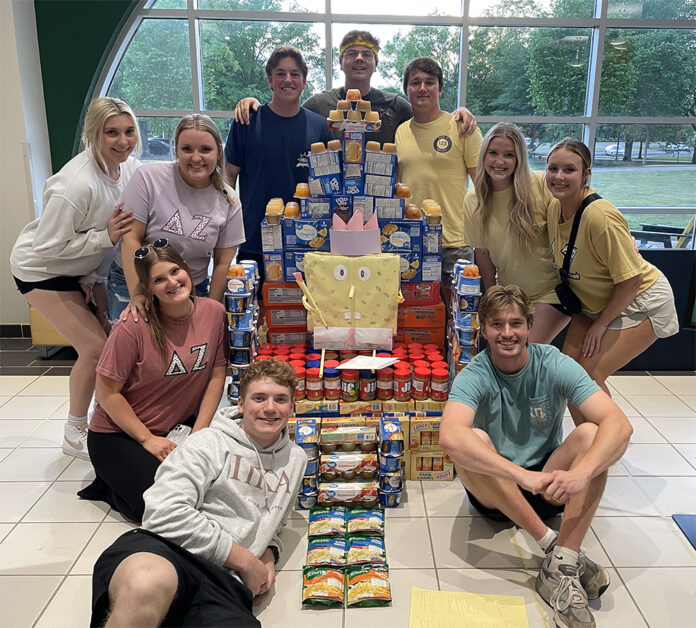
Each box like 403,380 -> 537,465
90,359 -> 306,628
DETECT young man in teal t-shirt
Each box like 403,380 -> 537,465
441,285 -> 633,628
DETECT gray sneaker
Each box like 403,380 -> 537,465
546,538 -> 610,600
535,553 -> 595,628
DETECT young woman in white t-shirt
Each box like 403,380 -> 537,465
462,123 -> 570,343
10,97 -> 141,460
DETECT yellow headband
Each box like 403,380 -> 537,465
340,37 -> 379,64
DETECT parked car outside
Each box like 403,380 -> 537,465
147,137 -> 173,156
605,144 -> 625,157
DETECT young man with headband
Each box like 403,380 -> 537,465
440,285 -> 633,628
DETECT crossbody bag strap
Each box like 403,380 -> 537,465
560,192 -> 601,282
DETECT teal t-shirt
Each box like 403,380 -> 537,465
448,344 -> 599,467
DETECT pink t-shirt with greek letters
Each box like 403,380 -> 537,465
90,297 -> 229,435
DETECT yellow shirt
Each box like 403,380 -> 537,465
547,190 -> 659,314
396,113 -> 482,248
462,171 -> 559,303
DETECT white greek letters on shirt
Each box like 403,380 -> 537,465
165,351 -> 188,376
161,210 -> 210,240
190,343 -> 208,372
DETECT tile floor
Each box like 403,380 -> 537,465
1,355 -> 695,627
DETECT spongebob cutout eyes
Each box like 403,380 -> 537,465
300,252 -> 401,350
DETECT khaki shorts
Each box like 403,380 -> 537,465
584,270 -> 678,339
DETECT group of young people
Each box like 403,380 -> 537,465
8,27 -> 680,628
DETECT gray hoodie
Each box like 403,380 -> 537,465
141,406 -> 305,572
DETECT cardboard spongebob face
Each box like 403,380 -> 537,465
302,252 -> 401,349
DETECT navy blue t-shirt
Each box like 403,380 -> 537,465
225,104 -> 332,255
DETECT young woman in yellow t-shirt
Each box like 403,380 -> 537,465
463,123 -> 570,343
545,138 -> 678,422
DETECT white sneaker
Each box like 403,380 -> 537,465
63,423 -> 90,461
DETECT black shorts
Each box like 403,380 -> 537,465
13,275 -> 83,295
465,454 -> 565,522
91,529 -> 260,628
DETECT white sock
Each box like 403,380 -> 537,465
549,545 -> 580,572
538,527 -> 558,553
66,413 -> 88,429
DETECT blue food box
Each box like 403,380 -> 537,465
308,149 -> 341,176
397,251 -> 422,283
421,255 -> 442,282
379,417 -> 404,456
309,173 -> 342,197
299,197 -> 332,219
282,217 -> 331,251
283,250 -> 309,281
374,197 -> 404,219
260,218 -> 283,253
421,221 -> 443,255
364,174 -> 395,198
378,218 -> 422,252
352,196 -> 374,220
331,194 -> 353,218
364,150 -> 397,177
343,130 -> 365,164
343,177 -> 364,196
261,251 -> 284,283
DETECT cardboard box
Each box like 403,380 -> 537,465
409,416 -> 443,451
364,173 -> 395,198
309,174 -> 342,197
260,218 -> 283,253
308,149 -> 341,177
299,197 -> 332,219
267,327 -> 309,345
339,401 -> 383,415
398,301 -> 446,328
331,195 -> 353,220
29,306 -> 70,346
374,197 -> 404,219
395,326 -> 445,348
379,219 -> 422,252
343,130 -> 365,164
321,416 -> 367,428
282,218 -> 331,252
293,399 -> 340,416
421,255 -> 443,282
409,450 -> 454,481
343,177 -> 363,196
421,221 -> 443,255
414,400 -> 447,412
401,281 -> 441,305
364,150 -> 397,177
397,251 -> 422,283
266,306 -> 307,328
262,251 -> 284,283
352,195 -> 374,220
283,250 -> 308,282
262,281 -> 303,306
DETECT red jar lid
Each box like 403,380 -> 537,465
254,355 -> 271,361
289,360 -> 306,369
432,368 -> 449,379
289,352 -> 306,361
408,352 -> 425,361
294,366 -> 306,376
259,343 -> 274,353
431,361 -> 449,370
273,354 -> 289,362
414,367 -> 431,378
412,360 -> 430,370
392,342 -> 407,350
393,362 -> 412,373
341,369 -> 359,378
323,359 -> 340,369
408,342 -> 424,351
358,350 -> 373,355
376,352 -> 391,358
426,352 -> 444,361
377,367 -> 394,377
423,343 -> 439,352
306,353 -> 321,361
292,342 -> 308,349
306,367 -> 321,377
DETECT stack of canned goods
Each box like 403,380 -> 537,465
377,416 -> 405,507
295,418 -> 320,509
449,260 -> 481,374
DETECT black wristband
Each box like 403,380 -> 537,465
267,545 -> 280,564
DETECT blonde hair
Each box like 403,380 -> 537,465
548,137 -> 592,188
134,243 -> 194,365
174,114 -> 231,200
81,97 -> 140,175
479,285 -> 535,327
473,123 -> 536,256
240,359 -> 298,400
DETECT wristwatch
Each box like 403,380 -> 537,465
267,545 -> 279,564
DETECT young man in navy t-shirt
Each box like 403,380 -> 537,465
225,45 -> 332,284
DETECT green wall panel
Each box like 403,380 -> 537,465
34,0 -> 137,172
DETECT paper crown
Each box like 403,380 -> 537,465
330,210 -> 381,255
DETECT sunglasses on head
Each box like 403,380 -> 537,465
134,238 -> 168,259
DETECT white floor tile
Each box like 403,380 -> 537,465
634,477 -> 696,516
428,517 -> 522,569
385,480 -> 426,518
589,568 -> 649,628
627,395 -> 696,418
674,444 -> 696,469
34,574 -> 93,628
607,375 -> 670,396
18,376 -> 70,397
0,481 -> 51,522
647,417 -> 696,443
0,395 -> 10,407
621,443 -> 696,476
619,566 -> 696,628
625,416 -> 668,444
678,395 -> 696,411
0,575 -> 62,628
0,448 -> 72,481
344,568 -> 438,628
437,567 -> 553,628
23,481 -> 109,523
385,517 -> 435,569
610,394 -> 642,417
0,376 -> 38,397
423,479 -> 480,517
608,459 -> 631,476
254,569 -> 344,627
0,419 -> 44,447
0,395 -> 68,419
595,476 -> 662,516
591,516 -> 696,568
0,523 -> 15,543
276,516 -> 308,572
19,418 -> 65,447
0,522 -> 98,575
70,521 -> 134,575
56,457 -> 96,482
49,400 -> 71,419
652,375 -> 696,397
0,448 -> 11,462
